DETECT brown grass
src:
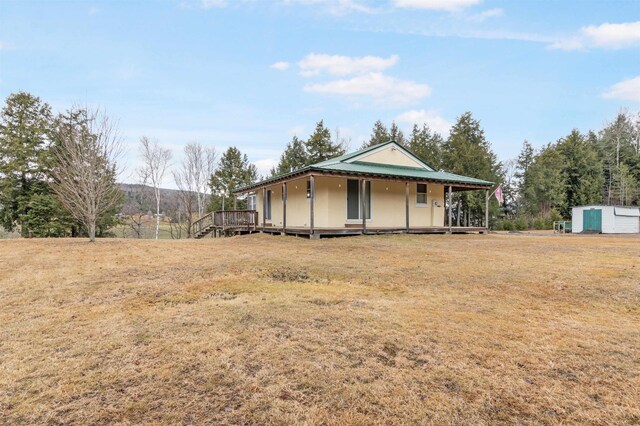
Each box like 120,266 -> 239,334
0,234 -> 639,425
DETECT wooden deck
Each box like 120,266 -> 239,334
256,226 -> 488,238
193,210 -> 487,239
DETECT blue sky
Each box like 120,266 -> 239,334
1,0 -> 639,183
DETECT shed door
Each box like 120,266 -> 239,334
583,208 -> 602,232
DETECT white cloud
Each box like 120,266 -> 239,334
466,8 -> 503,23
395,109 -> 452,136
282,0 -> 373,15
550,21 -> 640,50
392,0 -> 481,11
304,72 -> 431,106
603,76 -> 640,102
298,53 -> 399,77
270,61 -> 291,71
254,158 -> 278,176
200,0 -> 226,9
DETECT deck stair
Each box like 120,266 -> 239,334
192,210 -> 258,239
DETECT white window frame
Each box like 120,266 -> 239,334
265,190 -> 272,220
247,194 -> 257,211
345,179 -> 373,222
416,183 -> 428,207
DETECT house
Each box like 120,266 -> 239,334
572,205 -> 640,234
193,141 -> 494,238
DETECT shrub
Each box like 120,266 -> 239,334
514,216 -> 528,231
501,220 -> 515,231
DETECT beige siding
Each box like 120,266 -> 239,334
356,145 -> 425,168
256,177 -> 310,228
408,182 -> 445,227
315,176 -> 346,228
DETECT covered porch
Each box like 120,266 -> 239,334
224,170 -> 492,239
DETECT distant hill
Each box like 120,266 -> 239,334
119,183 -> 185,218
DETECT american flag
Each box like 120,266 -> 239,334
494,185 -> 504,205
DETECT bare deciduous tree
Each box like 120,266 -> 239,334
173,143 -> 216,238
190,143 -> 217,217
50,107 -> 123,242
139,137 -> 171,239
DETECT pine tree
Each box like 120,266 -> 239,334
362,120 -> 390,148
0,91 -> 71,236
514,140 -> 535,213
407,123 -> 443,169
305,120 -> 345,164
389,121 -> 407,146
521,144 -> 565,216
272,135 -> 308,176
556,129 -> 604,215
441,112 -> 502,226
209,146 -> 258,210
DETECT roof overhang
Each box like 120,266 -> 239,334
233,168 -> 492,195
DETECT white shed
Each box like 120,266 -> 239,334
572,205 -> 640,234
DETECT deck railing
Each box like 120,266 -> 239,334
191,210 -> 258,237
213,210 -> 258,228
192,211 -> 214,237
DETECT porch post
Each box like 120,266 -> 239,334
282,182 -> 287,234
448,185 -> 453,233
262,187 -> 266,230
233,195 -> 237,210
485,189 -> 489,232
361,178 -> 367,234
405,181 -> 410,232
309,175 -> 315,236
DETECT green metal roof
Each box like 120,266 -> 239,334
234,141 -> 493,193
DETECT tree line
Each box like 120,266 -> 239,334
501,112 -> 640,230
0,92 -> 259,240
1,90 -> 638,240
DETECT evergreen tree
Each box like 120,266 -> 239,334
272,135 -> 308,176
521,144 -> 565,216
305,120 -> 345,164
389,121 -> 407,146
515,140 -> 534,182
209,146 -> 258,211
556,129 -> 604,215
407,123 -> 443,169
441,112 -> 502,226
0,91 -> 71,236
362,120 -> 390,148
514,140 -> 535,214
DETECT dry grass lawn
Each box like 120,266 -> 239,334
0,234 -> 639,425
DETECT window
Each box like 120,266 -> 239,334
306,179 -> 311,199
347,179 -> 371,220
265,190 -> 272,220
247,194 -> 257,211
416,183 -> 427,205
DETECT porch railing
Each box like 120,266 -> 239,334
191,210 -> 258,237
213,210 -> 258,228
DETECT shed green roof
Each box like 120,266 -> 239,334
234,141 -> 493,193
